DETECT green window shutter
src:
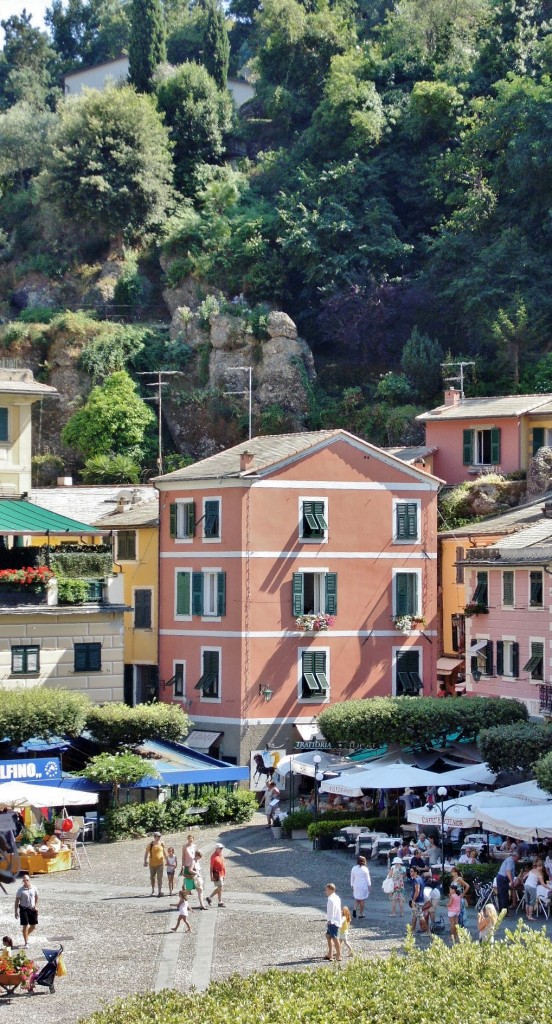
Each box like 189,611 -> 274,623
474,571 -> 488,606
0,408 -> 8,442
176,572 -> 190,616
490,427 -> 501,464
134,589 -> 151,628
88,643 -> 101,671
301,651 -> 319,694
485,641 -> 494,676
406,503 -> 418,539
74,644 -> 87,671
186,502 -> 196,537
456,547 -> 464,584
217,572 -> 226,616
396,573 -> 408,615
502,571 -> 514,606
313,501 -> 327,531
313,651 -> 328,692
169,504 -> 177,538
512,642 -> 519,677
204,500 -> 220,537
396,503 -> 407,539
463,429 -> 474,465
192,572 -> 203,616
496,641 -> 504,676
533,427 -> 545,456
530,571 -> 543,606
325,572 -> 337,615
292,573 -> 304,616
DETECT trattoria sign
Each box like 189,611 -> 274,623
0,758 -> 61,781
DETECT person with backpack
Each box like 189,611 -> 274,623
144,831 -> 166,897
409,867 -> 427,934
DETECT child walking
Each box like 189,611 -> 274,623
171,888 -> 192,933
166,847 -> 178,895
339,906 -> 354,957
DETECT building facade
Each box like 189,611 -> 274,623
156,430 -> 440,762
0,363 -> 56,496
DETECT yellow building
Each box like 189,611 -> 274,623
0,364 -> 56,496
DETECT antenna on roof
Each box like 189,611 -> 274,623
441,360 -> 475,402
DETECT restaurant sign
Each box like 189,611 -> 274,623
294,740 -> 332,750
0,757 -> 61,781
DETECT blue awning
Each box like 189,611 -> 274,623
131,739 -> 248,787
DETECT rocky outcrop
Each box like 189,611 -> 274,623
468,479 -> 526,516
527,448 -> 552,498
10,273 -> 61,312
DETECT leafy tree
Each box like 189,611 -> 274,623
40,85 -> 173,240
401,327 -> 444,401
0,688 -> 90,744
318,696 -> 527,749
307,49 -> 385,161
86,701 -> 189,746
128,0 -> 166,93
46,0 -> 131,69
491,294 -> 528,389
202,0 -> 230,89
0,102 -> 56,188
535,750 -> 552,796
80,751 -> 158,805
0,11 -> 60,109
155,62 -> 233,193
61,370 -> 156,461
477,722 -> 552,773
81,453 -> 141,483
374,372 -> 411,405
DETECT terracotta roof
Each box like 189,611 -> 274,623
417,394 -> 552,422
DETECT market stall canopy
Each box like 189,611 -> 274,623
320,763 -> 446,797
493,780 -> 552,804
275,751 -> 348,779
475,803 -> 552,841
0,499 -> 99,535
0,780 -> 97,807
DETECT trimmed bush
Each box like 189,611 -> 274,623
478,722 -> 552,773
535,750 -> 552,795
81,924 -> 552,1024
307,815 -> 397,840
85,702 -> 190,746
104,788 -> 258,840
0,688 -> 90,744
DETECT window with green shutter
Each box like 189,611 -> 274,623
204,499 -> 220,538
502,570 -> 514,607
395,650 -> 421,696
176,572 -> 191,616
395,502 -> 419,541
473,571 -> 488,607
496,640 -> 504,676
484,640 -> 494,676
301,651 -> 328,698
395,572 -> 418,616
325,572 -> 337,615
117,530 -> 136,561
301,500 -> 327,539
533,427 -> 546,456
530,570 -> 543,607
456,547 -> 465,584
134,588 -> 152,629
11,645 -> 39,674
524,642 -> 544,680
192,572 -> 203,615
0,408 -> 8,443
173,501 -> 196,538
195,650 -> 219,697
74,642 -> 101,672
292,572 -> 337,617
463,429 -> 474,465
174,663 -> 185,698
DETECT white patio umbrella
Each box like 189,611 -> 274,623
437,762 -> 497,786
475,803 -> 552,842
492,780 -> 552,804
319,763 -> 445,798
0,780 -> 97,808
274,751 -> 348,780
406,791 -> 542,829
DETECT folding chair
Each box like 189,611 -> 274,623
536,894 -> 550,919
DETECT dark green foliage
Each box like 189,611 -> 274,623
85,701 -> 190,746
128,0 -> 166,93
104,786 -> 258,838
307,815 -> 398,839
318,696 -> 528,749
81,454 -> 141,484
61,370 -> 156,461
46,0 -> 131,69
442,863 -> 497,897
401,328 -> 444,402
477,722 -> 552,774
202,0 -> 230,89
50,550 -> 113,578
81,751 -> 157,804
57,577 -> 93,604
0,688 -> 90,744
535,751 -> 552,796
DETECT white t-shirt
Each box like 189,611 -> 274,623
327,892 -> 342,927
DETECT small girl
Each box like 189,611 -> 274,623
339,906 -> 354,958
447,883 -> 462,942
477,903 -> 498,943
166,847 -> 178,895
171,888 -> 191,933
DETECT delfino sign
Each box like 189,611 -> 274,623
0,758 -> 61,781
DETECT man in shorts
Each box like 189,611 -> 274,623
144,831 -> 166,897
206,843 -> 226,907
409,867 -> 427,933
324,882 -> 342,962
14,874 -> 38,947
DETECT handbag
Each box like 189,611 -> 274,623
382,877 -> 395,895
431,916 -> 446,935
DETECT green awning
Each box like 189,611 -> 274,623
0,499 -> 99,536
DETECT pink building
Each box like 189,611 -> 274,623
464,502 -> 552,718
155,430 -> 440,762
417,390 -> 552,485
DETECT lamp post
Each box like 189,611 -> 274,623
313,754 -> 322,821
433,786 -> 473,878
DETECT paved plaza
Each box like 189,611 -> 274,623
0,813 -> 547,1021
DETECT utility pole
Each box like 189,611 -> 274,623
137,370 -> 184,474
441,360 -> 475,402
225,366 -> 253,441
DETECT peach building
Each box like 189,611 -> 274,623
155,430 -> 440,762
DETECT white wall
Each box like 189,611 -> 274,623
64,60 -> 255,108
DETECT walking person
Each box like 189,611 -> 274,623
339,906 -> 354,957
206,843 -> 226,907
171,887 -> 192,933
496,851 -> 519,913
181,834 -> 196,872
350,855 -> 371,918
447,882 -> 463,942
144,831 -> 166,897
387,856 -> 406,917
409,867 -> 427,934
264,781 -> 280,827
190,850 -> 208,910
523,859 -> 545,919
166,847 -> 178,895
324,883 -> 342,962
14,874 -> 38,948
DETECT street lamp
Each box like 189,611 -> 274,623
433,786 -> 473,878
313,754 -> 322,821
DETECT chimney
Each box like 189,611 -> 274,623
543,500 -> 552,518
240,450 -> 254,472
56,477 -> 73,487
444,388 -> 461,407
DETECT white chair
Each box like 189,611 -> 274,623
63,828 -> 91,869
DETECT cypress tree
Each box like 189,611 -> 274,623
202,0 -> 229,90
128,0 -> 166,94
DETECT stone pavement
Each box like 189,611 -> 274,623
0,814 -> 547,1022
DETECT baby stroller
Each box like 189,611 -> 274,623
33,946 -> 63,994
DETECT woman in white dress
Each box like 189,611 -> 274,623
350,855 -> 371,918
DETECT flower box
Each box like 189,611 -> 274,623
295,613 -> 335,633
0,587 -> 48,607
463,602 -> 489,618
393,615 -> 426,633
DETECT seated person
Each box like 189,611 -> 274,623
488,832 -> 503,848
416,832 -> 430,853
467,848 -> 479,865
499,838 -> 517,854
425,836 -> 442,868
410,851 -> 429,875
456,847 -> 474,865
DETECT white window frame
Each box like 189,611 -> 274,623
392,498 -> 421,544
502,570 -> 515,609
174,568 -> 192,621
199,645 -> 222,703
173,660 -> 186,700
528,636 -> 545,683
300,567 -> 328,615
501,637 -> 516,678
201,567 -> 222,620
175,500 -> 195,542
474,428 -> 493,466
297,645 -> 330,704
529,569 -> 544,609
391,568 -> 422,618
133,586 -> 153,630
298,496 -> 328,544
391,646 -> 422,697
203,496 -> 221,543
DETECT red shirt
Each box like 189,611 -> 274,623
210,852 -> 226,878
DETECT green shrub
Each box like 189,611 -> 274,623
57,577 -> 92,604
478,722 -> 552,773
86,702 -> 190,747
17,307 -> 61,323
534,749 -> 552,795
104,787 -> 257,839
0,688 -> 90,744
51,551 -> 113,579
198,294 -> 220,327
82,923 -> 552,1024
281,809 -> 314,836
307,815 -> 397,840
81,453 -> 141,484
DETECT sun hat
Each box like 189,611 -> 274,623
392,857 -> 403,865
215,842 -> 224,848
153,831 -> 161,837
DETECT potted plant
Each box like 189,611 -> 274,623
271,814 -> 283,839
0,566 -> 56,606
463,601 -> 488,617
393,614 -> 427,633
295,613 -> 336,632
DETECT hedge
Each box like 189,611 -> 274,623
0,688 -> 90,744
307,815 -> 397,840
81,925 -> 552,1024
442,863 -> 497,898
317,696 -> 527,748
85,702 -> 190,746
478,722 -> 552,773
104,788 -> 258,840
